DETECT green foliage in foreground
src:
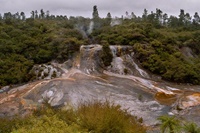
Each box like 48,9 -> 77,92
158,115 -> 200,133
158,115 -> 181,133
76,101 -> 145,133
0,101 -> 146,133
11,115 -> 84,133
183,122 -> 200,133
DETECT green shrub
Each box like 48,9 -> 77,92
11,115 -> 85,133
76,101 -> 146,133
124,68 -> 128,75
0,101 -> 146,133
52,71 -> 57,78
100,41 -> 113,67
158,115 -> 200,133
183,122 -> 200,133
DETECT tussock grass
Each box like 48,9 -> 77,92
76,100 -> 146,133
0,101 -> 146,133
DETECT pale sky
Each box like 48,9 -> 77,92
0,0 -> 199,18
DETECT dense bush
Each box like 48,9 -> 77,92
133,37 -> 200,84
0,19 -> 85,87
1,9 -> 200,86
92,20 -> 200,84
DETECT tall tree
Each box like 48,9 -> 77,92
168,15 -> 179,27
193,12 -> 200,25
3,12 -> 12,20
147,11 -> 155,23
3,12 -> 12,25
105,12 -> 112,25
34,10 -> 38,19
63,15 -> 68,20
131,12 -> 136,19
142,9 -> 148,21
92,5 -> 100,30
125,11 -> 129,18
184,13 -> 191,26
31,11 -> 35,19
20,12 -> 25,20
179,9 -> 185,26
156,8 -> 163,25
14,12 -> 20,20
46,10 -> 50,19
163,13 -> 168,26
40,9 -> 45,19
92,5 -> 99,19
106,12 -> 111,19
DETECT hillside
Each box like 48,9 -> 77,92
0,8 -> 200,88
0,18 -> 86,87
0,7 -> 200,133
92,21 -> 200,84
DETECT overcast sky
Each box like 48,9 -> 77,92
0,0 -> 199,18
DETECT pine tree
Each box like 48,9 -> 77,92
40,9 -> 45,19
92,5 -> 100,30
105,12 -> 112,25
31,11 -> 35,19
179,9 -> 185,26
92,5 -> 99,19
131,12 -> 136,19
193,12 -> 200,25
163,13 -> 168,26
46,10 -> 50,19
142,9 -> 148,21
20,12 -> 25,20
156,8 -> 163,25
35,10 -> 38,19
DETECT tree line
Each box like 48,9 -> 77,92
0,7 -> 199,28
0,9 -> 68,22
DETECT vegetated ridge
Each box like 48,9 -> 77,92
0,6 -> 200,133
0,7 -> 200,87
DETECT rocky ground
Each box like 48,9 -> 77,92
1,45 -> 200,128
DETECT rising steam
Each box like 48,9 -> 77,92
87,21 -> 94,34
110,18 -> 122,27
